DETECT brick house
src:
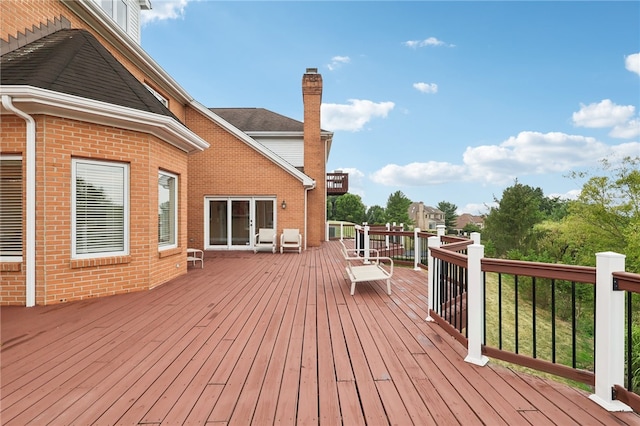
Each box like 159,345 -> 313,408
1,0 -> 333,306
408,202 -> 446,231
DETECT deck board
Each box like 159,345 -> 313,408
2,241 -> 639,425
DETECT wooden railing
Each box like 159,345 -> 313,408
329,222 -> 640,413
326,173 -> 348,195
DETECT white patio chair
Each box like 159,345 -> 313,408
254,228 -> 276,253
280,228 -> 302,253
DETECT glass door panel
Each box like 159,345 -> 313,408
255,200 -> 275,230
231,200 -> 250,247
209,200 -> 228,246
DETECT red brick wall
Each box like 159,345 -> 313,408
0,116 -> 189,305
0,0 -> 195,305
185,107 -> 307,250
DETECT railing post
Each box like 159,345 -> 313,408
355,225 -> 361,252
465,244 -> 489,367
436,224 -> 446,238
470,232 -> 481,244
340,221 -> 344,241
363,225 -> 371,264
426,236 -> 440,322
386,222 -> 391,249
589,252 -> 632,411
413,228 -> 421,270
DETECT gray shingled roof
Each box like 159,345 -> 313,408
211,108 -> 304,132
0,29 -> 176,118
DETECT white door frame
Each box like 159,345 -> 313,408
204,197 -> 276,250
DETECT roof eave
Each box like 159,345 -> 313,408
190,100 -> 315,187
0,85 -> 209,153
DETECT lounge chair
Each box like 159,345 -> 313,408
254,228 -> 276,253
280,228 -> 302,253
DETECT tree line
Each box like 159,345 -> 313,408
328,156 -> 639,273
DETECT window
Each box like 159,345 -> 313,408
158,171 -> 177,249
0,156 -> 22,259
72,159 -> 129,258
143,83 -> 169,108
100,0 -> 128,32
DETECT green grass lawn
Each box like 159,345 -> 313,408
482,272 -> 595,391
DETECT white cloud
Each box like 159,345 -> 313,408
321,99 -> 395,132
327,56 -> 350,71
463,131 -> 612,182
370,161 -> 467,186
625,52 -> 640,75
572,99 -> 635,128
413,82 -> 438,94
547,189 -> 581,201
458,203 -> 493,216
610,118 -> 640,139
403,37 -> 454,48
140,0 -> 192,26
369,131 -> 640,187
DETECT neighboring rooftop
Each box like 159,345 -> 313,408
0,29 -> 175,118
211,107 -> 304,132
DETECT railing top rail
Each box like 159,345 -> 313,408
613,271 -> 640,293
442,240 -> 473,252
441,235 -> 468,244
417,231 -> 437,239
430,246 -> 468,267
482,257 -> 596,283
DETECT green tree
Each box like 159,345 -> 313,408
483,180 -> 544,257
384,191 -> 413,226
366,205 -> 386,225
333,193 -> 366,224
437,201 -> 458,232
326,196 -> 338,221
562,156 -> 640,271
462,222 -> 482,234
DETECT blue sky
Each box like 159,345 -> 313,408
140,1 -> 640,215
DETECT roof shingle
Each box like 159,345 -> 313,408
211,107 -> 303,132
1,29 -> 176,118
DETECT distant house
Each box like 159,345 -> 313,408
0,0 -> 334,306
408,202 -> 445,231
454,213 -> 485,234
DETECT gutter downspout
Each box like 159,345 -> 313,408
304,182 -> 316,251
2,95 -> 36,307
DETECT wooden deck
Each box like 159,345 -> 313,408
2,240 -> 639,425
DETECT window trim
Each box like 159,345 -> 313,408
158,170 -> 178,251
72,158 -> 130,259
0,155 -> 23,262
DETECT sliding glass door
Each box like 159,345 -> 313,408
205,197 -> 275,250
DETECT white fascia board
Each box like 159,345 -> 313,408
0,86 -> 209,153
190,100 -> 315,188
246,131 -> 303,139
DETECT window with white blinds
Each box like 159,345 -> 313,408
72,159 -> 129,258
0,157 -> 23,258
158,171 -> 177,249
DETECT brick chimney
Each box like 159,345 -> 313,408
302,68 -> 325,247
